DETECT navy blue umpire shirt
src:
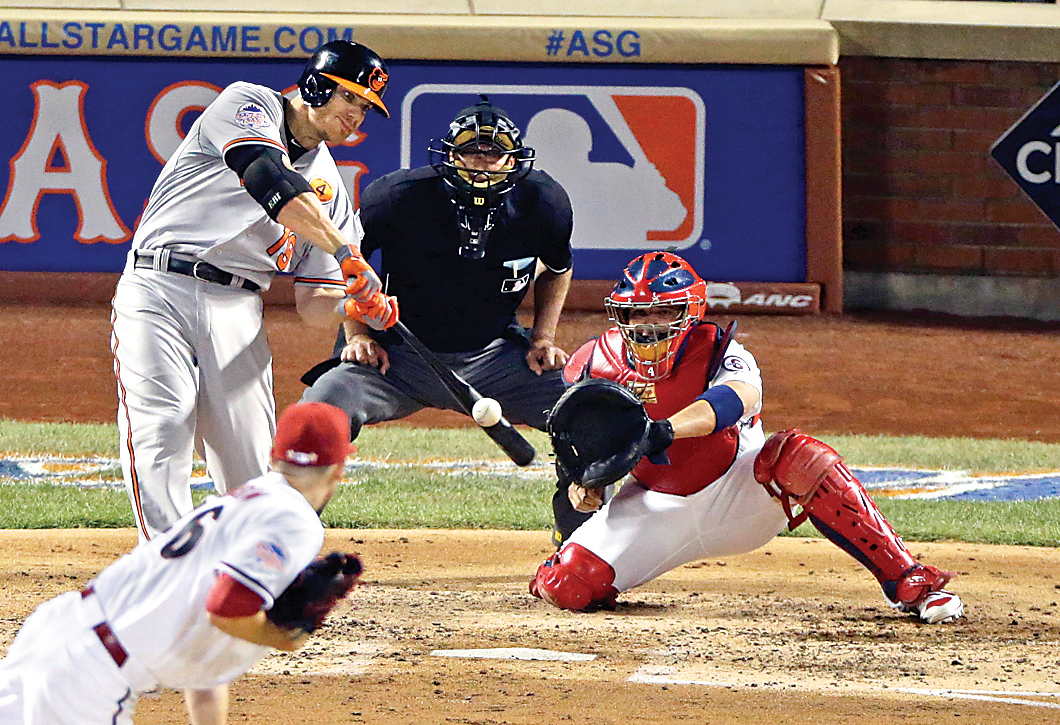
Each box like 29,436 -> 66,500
358,166 -> 574,353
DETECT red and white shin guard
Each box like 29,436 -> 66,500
754,429 -> 956,610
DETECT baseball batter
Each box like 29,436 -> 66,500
0,401 -> 358,725
530,252 -> 964,624
111,41 -> 397,542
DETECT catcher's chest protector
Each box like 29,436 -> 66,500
586,326 -> 739,496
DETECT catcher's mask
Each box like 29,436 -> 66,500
299,40 -> 390,117
605,252 -> 707,381
428,96 -> 535,259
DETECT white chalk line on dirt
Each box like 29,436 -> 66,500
431,647 -> 596,661
897,688 -> 1060,709
629,666 -> 1060,708
2,454 -> 1060,501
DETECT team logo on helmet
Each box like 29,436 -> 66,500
367,67 -> 388,93
310,177 -> 334,203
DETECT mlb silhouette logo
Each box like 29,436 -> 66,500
400,85 -> 705,251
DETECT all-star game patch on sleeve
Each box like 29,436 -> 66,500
198,82 -> 287,160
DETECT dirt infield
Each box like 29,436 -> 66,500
2,301 -> 1060,723
2,530 -> 1058,724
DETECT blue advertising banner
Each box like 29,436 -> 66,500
0,56 -> 806,280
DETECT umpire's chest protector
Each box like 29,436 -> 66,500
569,326 -> 740,496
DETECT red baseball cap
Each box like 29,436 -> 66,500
271,402 -> 356,467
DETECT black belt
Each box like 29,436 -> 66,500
133,250 -> 261,293
82,586 -> 129,667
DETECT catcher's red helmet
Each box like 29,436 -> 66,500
605,252 -> 707,380
299,40 -> 389,117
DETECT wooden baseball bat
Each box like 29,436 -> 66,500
299,324 -> 538,466
391,321 -> 536,467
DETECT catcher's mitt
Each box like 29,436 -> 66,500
547,378 -> 674,489
266,552 -> 362,633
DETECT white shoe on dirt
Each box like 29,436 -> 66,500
911,590 -> 964,624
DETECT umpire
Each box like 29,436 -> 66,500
302,96 -> 589,543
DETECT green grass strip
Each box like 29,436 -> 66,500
0,420 -> 1057,546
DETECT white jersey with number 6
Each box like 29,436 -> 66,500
92,471 -> 324,690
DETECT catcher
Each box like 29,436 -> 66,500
530,252 -> 964,624
0,402 -> 362,725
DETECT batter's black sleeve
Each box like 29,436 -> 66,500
224,143 -> 313,220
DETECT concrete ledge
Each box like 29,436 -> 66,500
0,11 -> 839,63
844,271 -> 1060,322
0,0 -> 830,19
825,0 -> 1060,62
472,0 -> 826,20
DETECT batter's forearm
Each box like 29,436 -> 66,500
275,192 -> 350,256
294,285 -> 347,329
531,268 -> 572,343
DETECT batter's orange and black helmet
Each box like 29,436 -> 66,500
299,40 -> 390,117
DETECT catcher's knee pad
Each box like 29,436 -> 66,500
754,430 -> 923,588
529,543 -> 618,612
753,429 -> 841,505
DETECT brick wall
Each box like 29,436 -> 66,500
840,56 -> 1060,279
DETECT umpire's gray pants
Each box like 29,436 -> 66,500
301,337 -> 567,439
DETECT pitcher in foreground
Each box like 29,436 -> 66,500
0,402 -> 361,724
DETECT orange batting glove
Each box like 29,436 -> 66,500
343,292 -> 399,331
334,244 -> 381,301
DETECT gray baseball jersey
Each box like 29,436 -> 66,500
133,81 -> 357,288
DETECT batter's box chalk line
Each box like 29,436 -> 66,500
431,647 -> 596,661
2,454 -> 1059,501
897,688 -> 1060,710
631,667 -> 1060,707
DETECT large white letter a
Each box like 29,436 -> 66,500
0,80 -> 131,243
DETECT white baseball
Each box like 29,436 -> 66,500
471,397 -> 503,427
